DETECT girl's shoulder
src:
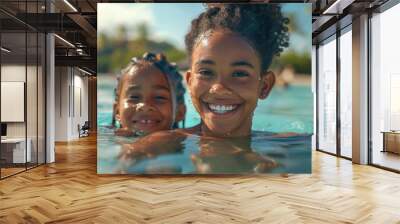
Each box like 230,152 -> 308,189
251,131 -> 312,142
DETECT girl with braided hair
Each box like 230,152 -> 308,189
113,52 -> 186,137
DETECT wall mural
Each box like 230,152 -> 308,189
97,3 -> 313,174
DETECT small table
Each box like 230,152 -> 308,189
381,131 -> 400,154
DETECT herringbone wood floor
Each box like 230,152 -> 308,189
1,135 -> 400,224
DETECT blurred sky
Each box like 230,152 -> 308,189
98,3 -> 311,53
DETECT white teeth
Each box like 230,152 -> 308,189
208,104 -> 237,114
138,120 -> 156,124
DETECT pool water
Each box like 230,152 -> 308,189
97,75 -> 313,174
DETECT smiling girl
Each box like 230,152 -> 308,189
183,3 -> 289,137
112,52 -> 186,136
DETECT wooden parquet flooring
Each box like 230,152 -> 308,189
1,167 -> 26,177
1,135 -> 400,223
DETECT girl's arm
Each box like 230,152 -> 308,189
118,130 -> 187,161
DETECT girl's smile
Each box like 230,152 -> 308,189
116,65 -> 174,135
113,53 -> 187,136
186,30 -> 274,137
131,113 -> 163,131
201,94 -> 244,117
130,103 -> 162,130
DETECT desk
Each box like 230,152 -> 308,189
382,131 -> 400,154
1,138 -> 31,163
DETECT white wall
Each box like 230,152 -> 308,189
72,73 -> 89,138
1,64 -> 46,164
1,65 -> 26,139
54,67 -> 89,141
0,65 -> 40,137
54,66 -> 69,141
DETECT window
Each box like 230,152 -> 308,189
339,28 -> 352,158
370,3 -> 400,171
317,35 -> 337,154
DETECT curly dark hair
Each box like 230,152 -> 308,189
112,52 -> 186,128
185,4 -> 290,71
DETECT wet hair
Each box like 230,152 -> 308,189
185,3 -> 290,71
112,52 -> 186,128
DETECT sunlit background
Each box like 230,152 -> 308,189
97,3 -> 313,133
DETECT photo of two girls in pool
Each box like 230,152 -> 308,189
97,3 -> 313,174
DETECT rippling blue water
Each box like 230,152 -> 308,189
97,75 -> 313,174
